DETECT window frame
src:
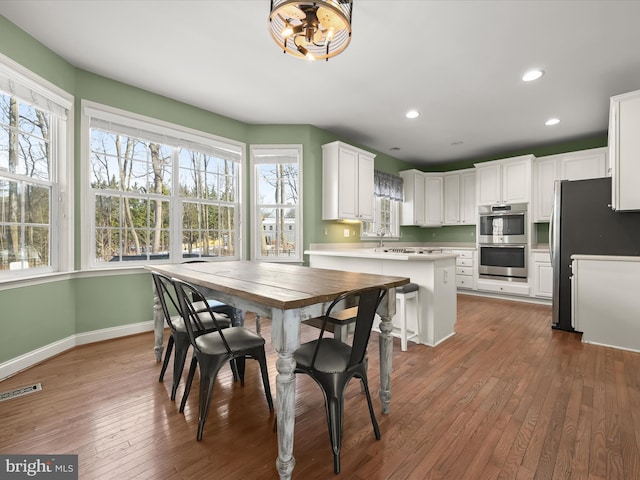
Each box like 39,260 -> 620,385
360,196 -> 401,240
0,53 -> 73,281
250,144 -> 303,263
81,100 -> 244,269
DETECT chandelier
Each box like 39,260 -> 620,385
269,0 -> 353,62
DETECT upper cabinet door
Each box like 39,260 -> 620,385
322,141 -> 376,221
559,148 -> 607,180
443,173 -> 461,225
424,174 -> 443,227
356,151 -> 375,221
399,169 -> 426,226
609,90 -> 640,211
460,170 -> 476,224
501,156 -> 532,204
475,163 -> 502,205
475,155 -> 533,206
336,146 -> 359,219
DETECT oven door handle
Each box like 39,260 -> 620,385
479,211 -> 526,217
479,244 -> 526,248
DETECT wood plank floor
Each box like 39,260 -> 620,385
2,295 -> 639,479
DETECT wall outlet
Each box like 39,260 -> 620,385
343,229 -> 350,238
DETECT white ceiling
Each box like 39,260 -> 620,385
2,0 -> 640,167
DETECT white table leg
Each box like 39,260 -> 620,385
152,278 -> 164,362
377,287 -> 396,414
271,308 -> 301,480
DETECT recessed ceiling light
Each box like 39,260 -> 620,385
405,110 -> 420,119
390,147 -> 401,151
522,69 -> 544,82
545,118 -> 560,126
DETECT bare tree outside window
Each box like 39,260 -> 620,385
252,146 -> 301,262
90,120 -> 240,265
0,93 -> 51,271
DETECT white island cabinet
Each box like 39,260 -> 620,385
571,254 -> 640,352
306,249 -> 457,347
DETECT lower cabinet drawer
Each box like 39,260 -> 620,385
456,258 -> 473,267
456,266 -> 472,276
456,276 -> 473,289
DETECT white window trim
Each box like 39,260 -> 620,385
360,197 -> 401,240
250,144 -> 303,263
80,100 -> 245,269
0,52 -> 74,282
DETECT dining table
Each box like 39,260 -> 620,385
146,260 -> 409,479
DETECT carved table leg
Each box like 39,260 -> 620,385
152,278 -> 164,362
271,308 -> 301,480
377,288 -> 397,414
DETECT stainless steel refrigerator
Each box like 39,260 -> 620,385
550,177 -> 640,331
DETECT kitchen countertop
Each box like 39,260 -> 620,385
531,244 -> 550,253
571,254 -> 640,262
305,248 -> 458,261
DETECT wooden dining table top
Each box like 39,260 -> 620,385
147,261 -> 410,310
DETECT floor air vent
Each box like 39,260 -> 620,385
0,383 -> 42,403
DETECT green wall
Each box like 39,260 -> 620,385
0,15 -> 606,367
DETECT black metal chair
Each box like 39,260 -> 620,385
182,260 -> 238,323
152,271 -> 232,401
294,287 -> 386,474
173,277 -> 274,441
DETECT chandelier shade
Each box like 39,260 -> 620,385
269,0 -> 353,62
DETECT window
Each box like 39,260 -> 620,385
361,197 -> 400,239
361,170 -> 403,240
83,102 -> 243,267
250,145 -> 302,262
0,55 -> 72,277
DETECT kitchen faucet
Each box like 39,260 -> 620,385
377,228 -> 387,248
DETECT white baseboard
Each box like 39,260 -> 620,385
0,320 -> 154,381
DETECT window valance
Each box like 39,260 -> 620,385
374,170 -> 403,201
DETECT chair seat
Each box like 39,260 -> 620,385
195,326 -> 265,355
294,338 -> 351,373
171,312 -> 231,333
396,282 -> 419,294
302,306 -> 358,333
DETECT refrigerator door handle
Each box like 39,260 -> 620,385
549,206 -> 555,264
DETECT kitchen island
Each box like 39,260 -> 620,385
305,246 -> 458,347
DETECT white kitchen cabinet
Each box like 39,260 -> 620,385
400,170 -> 443,227
399,169 -> 426,226
443,169 -> 476,225
572,255 -> 640,351
533,156 -> 559,222
443,249 -> 476,290
475,154 -> 533,206
531,251 -> 552,298
322,141 -> 375,221
443,173 -> 460,225
424,173 -> 443,227
533,148 -> 607,222
609,89 -> 640,211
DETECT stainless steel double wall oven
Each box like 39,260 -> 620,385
478,203 -> 528,282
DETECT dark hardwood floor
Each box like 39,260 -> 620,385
1,295 -> 639,479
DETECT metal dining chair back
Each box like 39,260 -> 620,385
173,277 -> 274,441
294,286 -> 386,474
152,271 -> 231,401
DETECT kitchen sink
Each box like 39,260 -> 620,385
374,247 -> 442,254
